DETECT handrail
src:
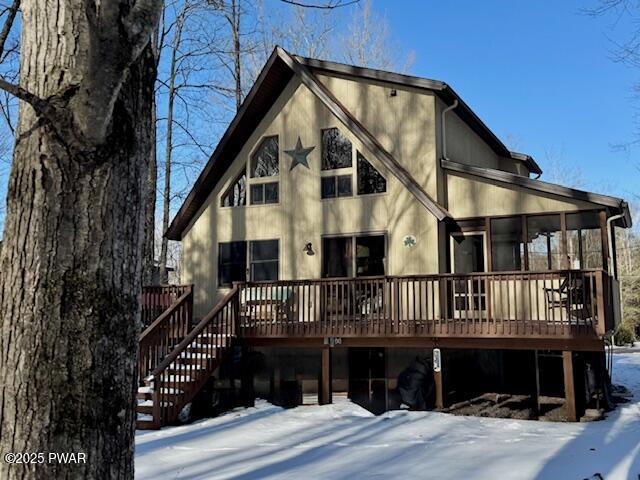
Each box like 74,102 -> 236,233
240,269 -> 606,286
140,289 -> 192,342
150,285 -> 239,378
236,270 -> 609,341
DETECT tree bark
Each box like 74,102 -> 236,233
0,1 -> 159,479
142,13 -> 163,286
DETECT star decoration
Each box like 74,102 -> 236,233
285,137 -> 315,171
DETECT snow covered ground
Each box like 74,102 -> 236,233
136,352 -> 640,479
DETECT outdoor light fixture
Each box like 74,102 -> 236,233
303,242 -> 315,255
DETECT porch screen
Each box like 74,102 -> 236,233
491,217 -> 524,271
218,241 -> 247,287
566,211 -> 603,269
526,215 -> 562,270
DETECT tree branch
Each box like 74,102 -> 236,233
280,0 -> 359,9
0,0 -> 20,59
0,77 -> 50,118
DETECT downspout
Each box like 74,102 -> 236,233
606,212 -> 625,277
441,99 -> 459,160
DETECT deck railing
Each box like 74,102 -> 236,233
139,286 -> 193,382
141,284 -> 193,327
236,269 -> 613,340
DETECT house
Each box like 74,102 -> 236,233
136,47 -> 631,429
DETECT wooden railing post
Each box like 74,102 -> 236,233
594,270 -> 607,336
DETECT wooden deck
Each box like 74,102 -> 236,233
235,269 -> 617,350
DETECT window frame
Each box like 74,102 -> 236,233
321,174 -> 353,199
218,241 -> 247,288
249,135 -> 280,178
321,232 -> 388,278
220,169 -> 247,208
249,239 -> 280,282
321,127 -> 353,171
356,150 -> 387,196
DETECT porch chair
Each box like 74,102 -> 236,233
543,275 -> 592,323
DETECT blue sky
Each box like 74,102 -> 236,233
382,0 -> 639,200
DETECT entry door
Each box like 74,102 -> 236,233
450,233 -> 487,318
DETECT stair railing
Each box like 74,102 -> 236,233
139,285 -> 193,382
147,285 -> 239,425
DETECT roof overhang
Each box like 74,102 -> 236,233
441,159 -> 632,228
166,50 -> 294,240
167,48 -> 453,240
295,56 -> 543,176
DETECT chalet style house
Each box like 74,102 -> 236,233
137,47 -> 631,429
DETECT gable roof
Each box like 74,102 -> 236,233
441,159 -> 632,227
166,48 -> 544,240
294,55 -> 543,176
167,47 -> 455,240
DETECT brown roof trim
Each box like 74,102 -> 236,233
441,159 -> 631,227
294,55 -> 543,176
509,151 -> 542,176
280,48 -> 451,221
166,49 -> 294,240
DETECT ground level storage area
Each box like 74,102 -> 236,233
232,345 -> 612,422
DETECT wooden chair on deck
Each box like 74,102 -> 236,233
544,275 -> 591,322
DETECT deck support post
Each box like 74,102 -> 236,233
434,348 -> 444,410
240,346 -> 255,407
563,350 -> 577,422
320,347 -> 332,405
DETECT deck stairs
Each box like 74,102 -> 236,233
136,287 -> 239,430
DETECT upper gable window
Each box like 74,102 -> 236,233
221,170 -> 246,207
322,128 -> 352,170
357,151 -> 386,194
250,136 -> 279,177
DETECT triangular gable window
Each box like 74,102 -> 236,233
221,169 -> 247,207
357,151 -> 386,194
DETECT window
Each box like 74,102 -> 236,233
221,171 -> 246,207
322,128 -> 352,170
527,215 -> 562,270
218,241 -> 247,287
357,152 -> 386,194
451,234 -> 486,274
491,217 -> 524,271
322,234 -> 386,278
322,237 -> 353,278
355,235 -> 385,276
250,240 -> 279,281
567,211 -> 603,269
321,175 -> 352,198
250,136 -> 279,177
250,181 -> 278,205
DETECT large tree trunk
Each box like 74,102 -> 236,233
0,1 -> 158,479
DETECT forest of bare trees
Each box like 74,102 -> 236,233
140,0 -> 415,285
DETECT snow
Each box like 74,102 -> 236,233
136,352 -> 640,480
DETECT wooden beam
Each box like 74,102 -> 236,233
563,351 -> 577,422
320,347 -> 332,405
240,336 -> 605,352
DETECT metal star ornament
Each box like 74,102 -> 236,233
285,137 -> 315,171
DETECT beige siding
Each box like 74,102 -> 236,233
446,172 -> 600,218
316,73 -> 439,199
183,77 -> 440,316
436,98 -> 528,176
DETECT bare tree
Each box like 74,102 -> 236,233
341,0 -> 414,71
0,1 -> 161,479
